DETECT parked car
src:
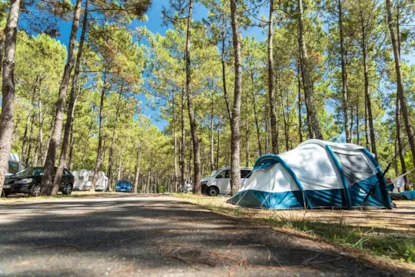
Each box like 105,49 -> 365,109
2,167 -> 74,197
115,180 -> 133,193
201,167 -> 253,196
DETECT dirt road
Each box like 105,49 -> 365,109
0,195 -> 406,276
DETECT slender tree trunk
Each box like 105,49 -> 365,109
180,87 -> 185,189
297,0 -> 323,140
173,91 -> 178,192
362,35 -> 376,156
396,91 -> 407,182
245,90 -> 249,167
26,113 -> 35,165
185,0 -> 201,194
229,0 -> 242,194
0,37 -> 3,74
356,100 -> 360,145
91,71 -> 108,191
386,0 -> 415,168
41,0 -> 82,195
134,150 -> 141,193
67,124 -> 74,170
36,89 -> 44,166
297,60 -> 303,143
0,0 -> 21,190
52,0 -> 88,194
210,93 -> 215,171
107,82 -> 124,189
250,71 -> 262,156
267,0 -> 279,154
338,0 -> 350,143
221,35 -> 232,121
216,124 -> 220,169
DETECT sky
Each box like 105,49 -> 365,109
53,2 -> 267,131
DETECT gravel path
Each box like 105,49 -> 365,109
0,195 -> 405,276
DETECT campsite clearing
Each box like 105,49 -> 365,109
0,193 -> 413,276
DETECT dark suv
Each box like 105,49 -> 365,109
2,167 -> 74,197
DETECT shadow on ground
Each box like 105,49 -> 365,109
0,195 -> 409,276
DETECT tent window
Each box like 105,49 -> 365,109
334,152 -> 375,186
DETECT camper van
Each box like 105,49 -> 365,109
201,167 -> 253,196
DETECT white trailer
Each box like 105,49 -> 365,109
72,170 -> 108,191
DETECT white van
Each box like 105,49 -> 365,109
201,167 -> 253,196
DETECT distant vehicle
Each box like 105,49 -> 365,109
115,180 -> 133,193
2,167 -> 74,197
7,153 -> 24,177
201,167 -> 253,196
179,181 -> 193,193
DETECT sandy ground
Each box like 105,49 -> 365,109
0,194 -> 411,276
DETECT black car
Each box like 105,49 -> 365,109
2,167 -> 74,197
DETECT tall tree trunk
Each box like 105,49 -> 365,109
134,149 -> 141,193
81,116 -> 94,168
297,0 -> 323,140
338,0 -> 350,143
216,123 -> 220,169
26,113 -> 35,165
221,35 -> 232,121
179,87 -> 185,188
52,0 -> 88,194
41,0 -> 82,195
251,72 -> 262,156
35,89 -> 44,166
245,90 -> 249,167
91,71 -> 108,191
107,82 -> 124,189
267,0 -> 279,154
185,0 -> 201,194
0,0 -> 21,190
362,30 -> 377,156
396,92 -> 407,181
172,91 -> 178,192
356,100 -> 360,145
67,124 -> 74,170
386,0 -> 415,168
229,0 -> 242,194
297,59 -> 303,143
210,93 -> 215,171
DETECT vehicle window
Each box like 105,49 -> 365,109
209,170 -> 217,177
216,170 -> 226,178
8,161 -> 19,175
32,168 -> 43,176
240,170 -> 252,178
15,167 -> 42,177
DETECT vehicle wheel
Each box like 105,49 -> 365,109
62,183 -> 72,195
30,184 -> 41,197
207,187 -> 219,197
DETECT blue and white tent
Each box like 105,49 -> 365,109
230,140 -> 392,210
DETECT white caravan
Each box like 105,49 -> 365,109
72,170 -> 108,191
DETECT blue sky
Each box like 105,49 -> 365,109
53,2 -> 267,130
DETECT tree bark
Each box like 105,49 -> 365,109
0,0 -> 21,190
106,82 -> 124,189
251,71 -> 262,156
221,35 -> 232,122
229,0 -> 242,194
184,0 -> 201,194
297,0 -> 323,140
210,92 -> 215,171
386,0 -> 415,169
91,71 -> 108,191
134,149 -> 141,193
361,24 -> 377,156
338,0 -> 350,143
52,0 -> 88,194
180,87 -> 185,189
41,0 -> 82,195
245,89 -> 249,167
297,59 -> 303,143
267,0 -> 279,154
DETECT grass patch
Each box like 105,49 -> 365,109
174,193 -> 415,265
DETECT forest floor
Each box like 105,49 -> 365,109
0,193 -> 413,276
176,194 -> 415,271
